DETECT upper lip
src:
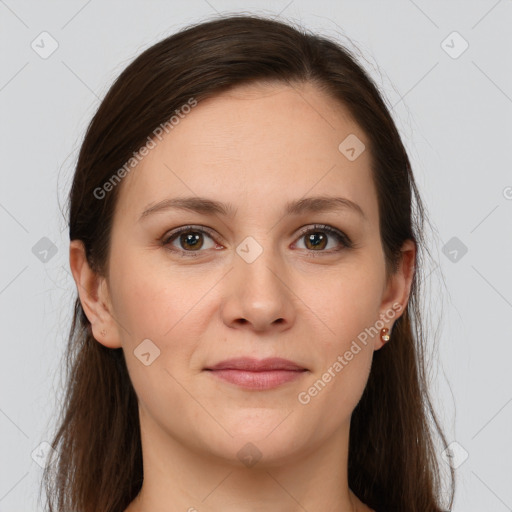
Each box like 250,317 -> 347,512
205,357 -> 307,371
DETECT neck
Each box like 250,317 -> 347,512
126,405 -> 367,512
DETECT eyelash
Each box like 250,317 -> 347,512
161,224 -> 354,258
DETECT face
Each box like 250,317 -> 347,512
83,82 -> 411,466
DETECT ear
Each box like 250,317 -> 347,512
375,239 -> 416,349
69,240 -> 122,348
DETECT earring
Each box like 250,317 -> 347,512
100,329 -> 107,337
380,327 -> 390,343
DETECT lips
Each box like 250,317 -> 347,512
204,357 -> 308,390
204,357 -> 306,372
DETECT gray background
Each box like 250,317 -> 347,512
1,1 -> 511,510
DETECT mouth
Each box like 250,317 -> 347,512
203,357 -> 308,390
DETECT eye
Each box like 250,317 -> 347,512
162,225 -> 221,257
161,223 -> 353,258
293,224 -> 353,256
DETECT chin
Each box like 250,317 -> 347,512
196,421 -> 309,468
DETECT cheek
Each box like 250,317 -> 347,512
108,248 -> 219,380
298,284 -> 377,431
109,247 -> 202,339
298,261 -> 383,407
312,265 -> 384,348
108,251 -> 206,407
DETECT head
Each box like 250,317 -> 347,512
42,13 -> 454,512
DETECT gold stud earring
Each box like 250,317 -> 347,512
380,327 -> 390,343
101,329 -> 107,337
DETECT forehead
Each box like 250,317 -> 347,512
114,81 -> 377,224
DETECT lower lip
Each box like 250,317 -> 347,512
206,369 -> 307,390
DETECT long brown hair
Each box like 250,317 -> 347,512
41,13 -> 455,512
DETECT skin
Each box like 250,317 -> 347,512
70,81 -> 415,512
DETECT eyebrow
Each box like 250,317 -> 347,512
139,195 -> 367,222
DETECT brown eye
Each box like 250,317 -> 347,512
162,226 -> 218,255
303,231 -> 328,250
161,223 -> 353,259
294,224 -> 353,254
177,231 -> 204,251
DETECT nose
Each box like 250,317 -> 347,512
220,245 -> 296,333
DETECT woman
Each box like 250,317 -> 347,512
41,13 -> 455,512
